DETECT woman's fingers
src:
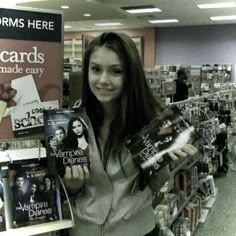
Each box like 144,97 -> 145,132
77,165 -> 84,180
169,144 -> 198,161
63,165 -> 90,194
83,166 -> 90,180
173,149 -> 187,158
65,166 -> 72,179
168,152 -> 179,161
182,143 -> 198,156
65,165 -> 90,181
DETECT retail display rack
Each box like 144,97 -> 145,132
153,89 -> 236,235
0,146 -> 74,236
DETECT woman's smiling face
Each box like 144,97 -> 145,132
88,46 -> 125,106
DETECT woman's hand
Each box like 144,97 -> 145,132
63,165 -> 90,195
168,143 -> 198,160
158,126 -> 198,161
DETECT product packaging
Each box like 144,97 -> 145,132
9,158 -> 58,228
44,108 -> 90,177
125,107 -> 198,175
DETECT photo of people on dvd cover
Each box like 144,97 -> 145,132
9,160 -> 58,227
44,109 -> 90,177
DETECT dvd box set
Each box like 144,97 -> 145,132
9,158 -> 58,227
125,107 -> 198,175
43,108 -> 90,177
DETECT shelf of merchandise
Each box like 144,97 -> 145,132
63,63 -> 81,73
191,221 -> 200,236
191,193 -> 217,235
169,89 -> 235,106
202,187 -> 218,210
0,147 -> 74,236
168,186 -> 199,227
198,209 -> 209,224
153,150 -> 202,229
64,39 -> 82,60
152,152 -> 201,209
203,196 -> 216,209
64,40 -> 74,59
170,152 -> 201,177
0,219 -> 73,236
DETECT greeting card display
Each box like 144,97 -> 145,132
125,108 -> 198,175
9,158 -> 58,228
10,100 -> 59,137
44,108 -> 90,177
0,7 -> 62,139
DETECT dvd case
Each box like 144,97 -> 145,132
9,158 -> 58,227
43,108 -> 90,177
125,108 -> 198,175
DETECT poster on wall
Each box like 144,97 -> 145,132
0,7 -> 63,139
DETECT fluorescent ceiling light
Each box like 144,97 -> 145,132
85,0 -> 105,3
94,22 -> 123,26
0,0 -> 43,6
64,25 -> 72,29
121,5 -> 161,14
198,2 -> 236,9
210,15 -> 236,20
15,0 -> 47,3
126,8 -> 161,14
149,19 -> 179,24
61,5 -> 70,9
1,0 -> 47,6
83,13 -> 91,17
0,1 -> 16,6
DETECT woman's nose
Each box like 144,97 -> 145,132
99,71 -> 109,83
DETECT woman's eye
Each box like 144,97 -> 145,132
91,66 -> 100,73
112,68 -> 123,76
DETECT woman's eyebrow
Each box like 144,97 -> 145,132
90,61 -> 122,67
89,61 -> 99,65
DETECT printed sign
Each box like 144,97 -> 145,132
0,7 -> 63,138
162,81 -> 176,96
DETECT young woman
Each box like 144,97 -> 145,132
64,32 -> 197,236
64,117 -> 88,150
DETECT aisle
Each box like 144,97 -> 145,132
194,170 -> 236,236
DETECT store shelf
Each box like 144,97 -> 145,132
203,196 -> 216,209
0,147 -> 46,163
0,219 -> 73,236
213,187 -> 218,197
168,187 -> 199,226
64,39 -> 82,59
192,221 -> 200,235
198,209 -> 209,223
170,157 -> 190,177
170,152 -> 200,177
